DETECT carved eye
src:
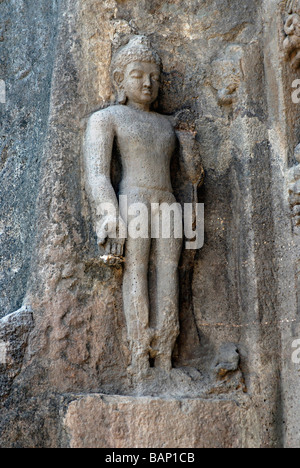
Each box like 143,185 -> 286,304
130,71 -> 143,79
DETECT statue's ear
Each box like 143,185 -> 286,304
113,69 -> 126,104
113,70 -> 124,87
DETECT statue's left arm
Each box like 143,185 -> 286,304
175,129 -> 205,189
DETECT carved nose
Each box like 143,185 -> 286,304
143,76 -> 151,88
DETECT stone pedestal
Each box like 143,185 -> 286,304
63,394 -> 259,448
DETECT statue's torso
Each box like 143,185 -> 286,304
109,105 -> 176,194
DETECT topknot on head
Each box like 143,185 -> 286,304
111,35 -> 162,73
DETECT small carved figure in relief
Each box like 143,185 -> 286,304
283,12 -> 300,69
84,36 -> 203,377
210,46 -> 243,107
212,343 -> 240,378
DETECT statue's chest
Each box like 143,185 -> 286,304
116,115 -> 176,154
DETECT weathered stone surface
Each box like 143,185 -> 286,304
0,307 -> 33,399
84,35 -> 205,379
283,13 -> 300,70
0,0 -> 300,449
63,394 -> 259,448
0,0 -> 59,318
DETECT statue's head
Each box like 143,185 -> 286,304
111,35 -> 162,108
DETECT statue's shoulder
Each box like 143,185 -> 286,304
149,110 -> 171,123
88,105 -> 128,126
159,112 -> 175,127
88,106 -> 114,124
153,111 -> 175,132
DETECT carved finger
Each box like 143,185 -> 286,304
117,242 -> 124,256
98,236 -> 107,246
97,224 -> 109,245
105,241 -> 112,254
111,243 -> 117,255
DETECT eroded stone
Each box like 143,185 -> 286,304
63,394 -> 259,448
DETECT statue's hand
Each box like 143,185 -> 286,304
96,215 -> 126,256
104,239 -> 125,256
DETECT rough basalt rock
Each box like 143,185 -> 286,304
0,0 -> 300,448
0,307 -> 34,399
63,394 -> 259,449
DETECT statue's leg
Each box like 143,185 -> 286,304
122,222 -> 152,375
153,235 -> 182,371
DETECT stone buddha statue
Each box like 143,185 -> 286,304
84,36 -> 203,379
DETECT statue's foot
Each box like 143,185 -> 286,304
128,354 -> 150,378
154,355 -> 172,372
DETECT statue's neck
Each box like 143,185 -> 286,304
126,100 -> 151,112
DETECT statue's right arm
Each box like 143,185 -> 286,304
84,110 -> 120,244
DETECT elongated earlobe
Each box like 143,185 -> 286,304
113,70 -> 126,104
113,70 -> 124,87
118,88 -> 127,105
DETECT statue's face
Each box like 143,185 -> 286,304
122,61 -> 160,107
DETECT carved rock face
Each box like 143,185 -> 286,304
283,14 -> 300,69
119,60 -> 161,109
0,307 -> 34,399
284,13 -> 300,36
2,0 -> 300,449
